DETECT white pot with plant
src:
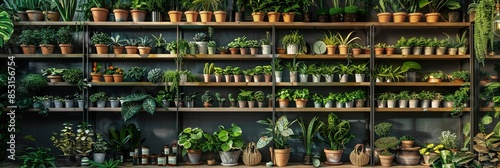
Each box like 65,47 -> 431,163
419,91 -> 434,108
207,40 -> 216,54
281,30 -> 305,54
431,92 -> 443,108
398,91 -> 410,108
312,94 -> 323,108
395,36 -> 411,55
90,92 -> 107,108
194,32 -> 208,54
353,63 -> 368,82
337,64 -> 353,83
93,133 -> 108,163
285,55 -> 300,82
261,31 -> 272,54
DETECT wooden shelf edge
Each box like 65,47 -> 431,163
376,108 -> 471,112
89,54 -> 177,58
0,54 -> 83,58
375,82 -> 466,86
277,82 -> 370,86
89,107 -> 176,112
184,54 -> 273,59
276,107 -> 370,112
278,54 -> 370,59
375,55 -> 470,59
6,108 -> 84,112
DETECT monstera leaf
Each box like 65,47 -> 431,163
121,94 -> 156,121
0,11 -> 13,47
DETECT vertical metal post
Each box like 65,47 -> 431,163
469,22 -> 476,152
272,25 -> 276,122
369,24 -> 375,166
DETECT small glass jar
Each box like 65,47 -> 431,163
134,148 -> 139,156
171,144 -> 178,154
142,146 -> 149,156
132,156 -> 140,165
164,145 -> 170,155
141,156 -> 148,165
168,155 -> 177,166
158,152 -> 166,166
150,154 -> 158,165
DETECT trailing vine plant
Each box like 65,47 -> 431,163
474,0 -> 495,66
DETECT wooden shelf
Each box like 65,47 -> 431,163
276,107 -> 370,112
182,82 -> 273,87
89,54 -> 177,59
184,54 -> 273,60
376,108 -> 471,112
178,107 -> 273,112
485,55 -> 500,59
46,82 -> 77,86
14,108 -> 83,112
90,82 -> 165,86
278,54 -> 370,59
277,82 -> 370,86
480,107 -> 500,112
0,54 -> 83,59
14,21 -> 82,26
375,54 -> 470,60
89,107 -> 177,112
373,22 -> 470,28
375,82 -> 466,86
87,22 -> 178,28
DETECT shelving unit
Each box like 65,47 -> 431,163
5,21 -> 477,167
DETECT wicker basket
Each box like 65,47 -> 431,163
350,144 -> 370,167
242,142 -> 262,166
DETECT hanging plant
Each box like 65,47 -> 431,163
474,0 -> 495,66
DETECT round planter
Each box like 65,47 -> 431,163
267,12 -> 280,22
196,41 -> 208,54
276,48 -> 286,54
352,48 -> 361,55
239,48 -> 247,55
338,45 -> 348,55
20,44 -> 36,54
219,150 -> 241,165
251,12 -> 264,22
91,8 -> 109,22
187,150 -> 202,164
131,10 -> 146,22
113,46 -> 124,54
278,99 -> 289,108
393,12 -> 406,22
93,153 -> 106,163
436,47 -> 446,55
95,44 -> 109,54
48,75 -> 63,82
289,71 -> 297,82
374,48 -> 384,55
399,100 -> 408,108
64,100 -> 74,108
184,11 -> 198,22
238,101 -> 247,108
412,46 -> 422,55
282,12 -> 295,22
91,73 -> 102,82
400,47 -> 411,55
408,13 -> 422,22
324,149 -> 343,164
424,47 -> 434,55
103,74 -> 113,82
379,154 -> 394,167
138,47 -> 152,54
273,148 -> 291,167
458,47 -> 467,55
377,12 -> 392,22
396,147 -> 421,165
386,48 -> 395,55
229,48 -> 239,55
40,45 -> 55,54
261,45 -> 271,54
96,100 -> 106,108
326,45 -> 336,55
168,11 -> 182,22
409,100 -> 418,108
15,11 -> 28,21
26,10 -> 44,21
286,44 -> 298,54
125,46 -> 138,54
46,11 -> 60,21
425,13 -> 440,22
59,44 -> 73,54
214,11 -> 227,22
113,9 -> 129,21
295,99 -> 307,108
113,74 -> 123,82
275,71 -> 282,82
199,11 -> 212,22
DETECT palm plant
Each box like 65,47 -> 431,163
336,31 -> 361,46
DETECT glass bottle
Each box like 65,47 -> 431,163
171,144 -> 177,154
164,145 -> 170,155
158,152 -> 166,166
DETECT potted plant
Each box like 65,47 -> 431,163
207,41 -> 217,54
329,0 -> 344,22
232,67 -> 242,82
63,95 -> 74,108
389,0 -> 406,22
377,92 -> 390,108
419,90 -> 434,108
194,32 -> 208,54
242,69 -> 253,82
375,136 -> 399,166
281,0 -> 300,22
409,92 -> 420,108
203,63 -> 214,82
406,0 -> 422,22
399,135 -> 415,149
91,62 -> 103,82
277,88 -> 293,108
260,31 -> 272,54
449,70 -> 469,83
247,40 -> 259,55
436,39 -> 449,55
298,116 -> 324,164
385,44 -> 395,55
124,38 -> 140,54
410,37 -> 426,55
151,33 -> 166,54
53,96 -> 64,108
397,91 -> 410,108
215,93 -> 226,107
262,65 -> 272,82
352,62 -> 368,82
423,71 -> 446,83
18,29 -> 38,54
312,93 -> 323,108
137,36 -> 152,54
56,26 -> 74,54
424,37 -> 439,55
281,30 -> 306,54
124,66 -> 145,82
222,66 -> 233,82
214,66 -> 223,82
252,65 -> 263,82
298,63 -> 312,82
386,92 -> 398,108
374,43 -> 386,55
218,46 -> 228,54
438,130 -> 457,151
395,36 -> 411,55
324,92 -> 337,108
352,90 -> 366,107
344,0 -> 359,22
254,91 -> 265,108
102,65 -> 115,82
91,32 -> 111,54
109,35 -> 125,54
419,0 -> 460,22
274,58 -> 284,82
181,0 -> 198,22
112,67 -> 124,82
336,63 -> 354,82
130,0 -> 148,22
237,89 -> 253,108
336,31 -> 361,55
376,0 -> 391,22
112,0 -> 131,21
90,0 -> 109,22
319,113 -> 354,164
50,123 -> 76,165
293,88 -> 310,108
90,92 -> 107,108
214,124 -> 244,165
321,30 -> 338,55
257,115 -> 297,167
401,61 -> 421,82
93,133 -> 108,163
178,127 -> 205,164
285,55 -> 301,82
444,31 -> 468,55
41,68 -> 66,82
228,93 -> 236,107
201,90 -> 214,107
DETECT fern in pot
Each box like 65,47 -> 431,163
90,92 -> 107,108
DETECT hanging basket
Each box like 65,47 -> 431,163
242,142 -> 261,166
350,144 -> 369,167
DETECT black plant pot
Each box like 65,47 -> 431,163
330,14 -> 343,22
448,11 -> 461,22
155,47 -> 165,54
56,154 -> 78,167
318,15 -> 329,22
344,13 -> 358,22
303,12 -> 311,22
303,154 -> 312,165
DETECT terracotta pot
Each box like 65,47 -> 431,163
131,10 -> 146,22
401,140 -> 414,148
386,48 -> 395,55
125,46 -> 138,54
91,73 -> 102,82
26,10 -> 43,21
250,48 -> 258,55
199,11 -> 212,22
379,155 -> 394,167
267,12 -> 280,22
40,45 -> 55,54
203,74 -> 211,82
326,45 -> 336,55
352,48 -> 361,55
295,99 -> 307,108
138,47 -> 151,54
59,44 -> 73,54
251,12 -> 264,22
282,12 -> 295,22
220,50 -> 227,54
240,48 -> 247,55
103,75 -> 113,82
95,44 -> 108,54
273,148 -> 291,167
276,48 -> 286,54
168,11 -> 182,22
184,11 -> 198,22
15,11 -> 28,21
377,12 -> 392,22
46,11 -> 60,21
47,75 -> 63,82
338,45 -> 348,55
233,75 -> 242,82
229,48 -> 239,55
113,46 -> 124,54
324,149 -> 343,164
91,8 -> 109,22
408,13 -> 422,22
363,49 -> 371,54
425,13 -> 440,22
469,11 -> 475,22
375,48 -> 384,55
112,74 -> 123,82
214,11 -> 227,22
203,102 -> 212,107
392,12 -> 406,22
278,99 -> 289,108
264,75 -> 271,82
113,9 -> 129,21
427,77 -> 441,83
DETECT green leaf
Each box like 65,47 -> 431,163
230,126 -> 242,137
0,11 -> 13,47
121,94 -> 149,103
256,136 -> 272,149
482,115 -> 492,125
121,102 -> 142,121
446,1 -> 461,10
142,98 -> 156,115
463,122 -> 470,136
418,0 -> 430,8
218,130 -> 229,141
494,121 -> 500,136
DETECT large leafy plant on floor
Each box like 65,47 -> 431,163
0,11 -> 14,47
120,93 -> 156,121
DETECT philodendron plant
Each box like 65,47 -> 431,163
256,115 -> 297,149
